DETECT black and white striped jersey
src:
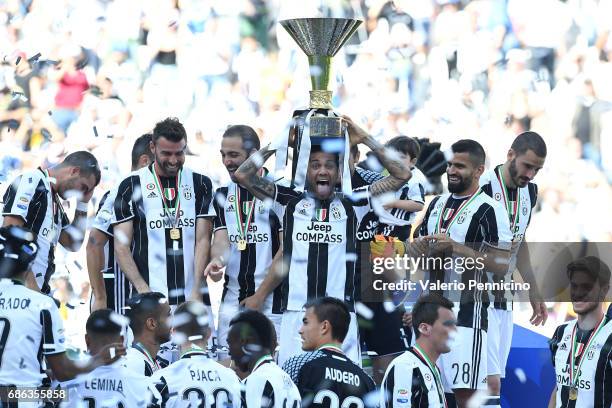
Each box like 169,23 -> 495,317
91,189 -> 131,314
122,345 -> 161,377
212,182 -> 283,314
0,280 -> 65,386
150,350 -> 241,408
2,168 -> 69,292
418,190 -> 512,331
61,362 -> 156,408
113,164 -> 215,305
282,348 -> 375,408
380,348 -> 446,408
272,186 -> 371,312
480,166 -> 538,311
243,357 -> 301,408
550,317 -> 612,408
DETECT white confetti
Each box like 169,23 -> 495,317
514,367 -> 527,383
466,390 -> 489,408
109,347 -> 115,359
355,302 -> 374,320
345,252 -> 357,262
131,186 -> 142,202
64,189 -> 84,201
109,312 -> 130,327
115,230 -> 129,245
383,301 -> 396,313
169,312 -> 191,327
443,148 -> 454,161
321,139 -> 345,153
309,65 -> 323,78
215,193 -> 226,207
365,155 -> 383,172
188,335 -> 203,341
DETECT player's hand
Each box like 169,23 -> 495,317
423,234 -> 455,255
529,288 -> 548,326
204,258 -> 225,282
240,293 -> 264,311
135,283 -> 151,294
92,343 -> 126,366
341,115 -> 369,146
402,311 -> 412,327
406,237 -> 429,258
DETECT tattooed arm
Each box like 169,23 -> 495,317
342,115 -> 411,196
233,144 -> 277,200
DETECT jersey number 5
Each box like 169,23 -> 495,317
0,318 -> 10,367
313,390 -> 364,408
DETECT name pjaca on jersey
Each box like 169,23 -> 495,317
295,221 -> 344,243
228,224 -> 269,244
148,209 -> 195,229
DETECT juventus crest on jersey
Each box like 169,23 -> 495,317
113,165 -> 214,305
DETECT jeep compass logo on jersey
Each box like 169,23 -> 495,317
295,221 -> 344,243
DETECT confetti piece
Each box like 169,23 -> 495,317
355,302 -> 374,319
15,56 -> 21,65
41,129 -> 52,140
321,138 -> 345,153
309,65 -> 323,78
169,288 -> 184,297
115,230 -> 129,245
109,347 -> 115,359
109,312 -> 130,327
188,335 -> 203,341
514,367 -> 527,383
93,126 -> 99,137
48,110 -> 52,116
365,155 -> 383,172
443,148 -> 454,161
27,53 -> 41,63
345,252 -> 357,262
73,260 -> 83,270
64,189 -> 84,201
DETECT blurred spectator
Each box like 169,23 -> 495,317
51,44 -> 89,134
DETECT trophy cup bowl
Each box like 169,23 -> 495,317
279,17 -> 362,188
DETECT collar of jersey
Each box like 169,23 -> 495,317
180,350 -> 210,359
9,279 -> 24,286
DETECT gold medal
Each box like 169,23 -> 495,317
170,228 -> 181,240
238,239 -> 247,251
569,387 -> 578,400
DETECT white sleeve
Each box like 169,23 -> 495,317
1,171 -> 42,221
92,190 -> 117,236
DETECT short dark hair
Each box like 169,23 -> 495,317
304,297 -> 350,342
511,131 -> 547,158
451,139 -> 486,167
223,125 -> 261,152
386,136 -> 421,160
412,294 -> 454,339
60,151 -> 101,185
152,117 -> 187,143
86,309 -> 122,336
173,301 -> 210,339
126,292 -> 166,336
229,310 -> 275,351
131,133 -> 154,169
567,256 -> 611,288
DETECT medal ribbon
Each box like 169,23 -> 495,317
569,316 -> 606,390
413,344 -> 448,408
151,165 -> 182,230
134,342 -> 161,371
43,170 -> 59,232
496,166 -> 520,233
234,184 -> 256,245
434,189 -> 482,235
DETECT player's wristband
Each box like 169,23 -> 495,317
76,201 -> 88,212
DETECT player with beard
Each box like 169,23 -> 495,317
549,257 -> 612,408
479,131 -> 548,406
282,297 -> 375,407
87,134 -> 155,313
2,151 -> 101,293
405,139 -> 512,408
204,125 -> 283,351
234,115 -> 411,366
123,292 -> 171,376
113,117 -> 216,307
227,310 -> 301,408
380,294 -> 457,408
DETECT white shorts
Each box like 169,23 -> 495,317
215,303 -> 282,349
439,326 -> 488,391
277,310 -> 361,367
487,308 -> 513,377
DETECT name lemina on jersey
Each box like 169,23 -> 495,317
82,378 -> 125,392
294,221 -> 344,244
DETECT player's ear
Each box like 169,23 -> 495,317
85,333 -> 92,352
507,148 -> 515,162
418,323 -> 430,337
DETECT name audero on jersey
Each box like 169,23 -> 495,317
147,209 -> 196,230
294,221 -> 344,244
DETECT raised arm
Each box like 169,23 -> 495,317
342,115 -> 411,196
233,145 -> 277,200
